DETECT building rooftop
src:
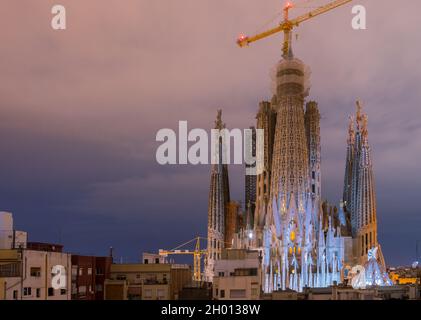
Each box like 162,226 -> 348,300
26,242 -> 63,252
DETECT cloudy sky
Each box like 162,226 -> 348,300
0,0 -> 419,265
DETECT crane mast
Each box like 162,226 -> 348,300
237,0 -> 354,58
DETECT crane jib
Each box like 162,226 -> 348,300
237,0 -> 354,48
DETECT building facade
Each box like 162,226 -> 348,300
213,249 -> 261,300
104,263 -> 191,300
0,212 -> 72,300
0,247 -> 72,300
226,49 -> 389,292
71,254 -> 112,300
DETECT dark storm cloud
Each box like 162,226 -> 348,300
0,0 -> 419,264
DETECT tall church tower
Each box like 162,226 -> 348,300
245,126 -> 257,229
343,116 -> 355,209
344,101 -> 383,266
270,56 -> 310,214
305,101 -> 321,203
267,50 -> 320,291
205,110 -> 230,281
254,101 -> 277,233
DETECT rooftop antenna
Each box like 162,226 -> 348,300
109,246 -> 114,261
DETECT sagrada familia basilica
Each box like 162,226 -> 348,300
204,46 -> 392,291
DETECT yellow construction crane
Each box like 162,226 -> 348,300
237,0 -> 354,58
159,236 -> 207,282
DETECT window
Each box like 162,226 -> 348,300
218,272 -> 224,277
144,259 -> 149,264
251,288 -> 258,296
155,258 -> 160,264
61,289 -> 67,295
215,288 -> 219,296
30,267 -> 41,277
230,289 -> 246,299
79,286 -> 86,294
116,275 -> 126,280
36,288 -> 41,298
23,287 -> 32,296
96,284 -> 103,292
87,268 -> 92,275
72,266 -> 78,276
144,289 -> 152,299
13,290 -> 18,300
48,288 -> 54,297
220,290 -> 225,298
79,268 -> 83,276
157,289 -> 165,300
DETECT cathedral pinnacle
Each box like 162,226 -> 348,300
348,115 -> 355,144
356,100 -> 363,130
215,109 -> 225,130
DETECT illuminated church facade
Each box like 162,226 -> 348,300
205,49 -> 391,291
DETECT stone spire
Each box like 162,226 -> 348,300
254,101 -> 276,230
305,101 -> 321,203
215,109 -> 224,130
343,115 -> 355,209
356,111 -> 377,260
344,101 -> 382,265
205,110 -> 230,282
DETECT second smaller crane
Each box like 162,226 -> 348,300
159,236 -> 207,282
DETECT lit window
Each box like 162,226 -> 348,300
290,231 -> 295,241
